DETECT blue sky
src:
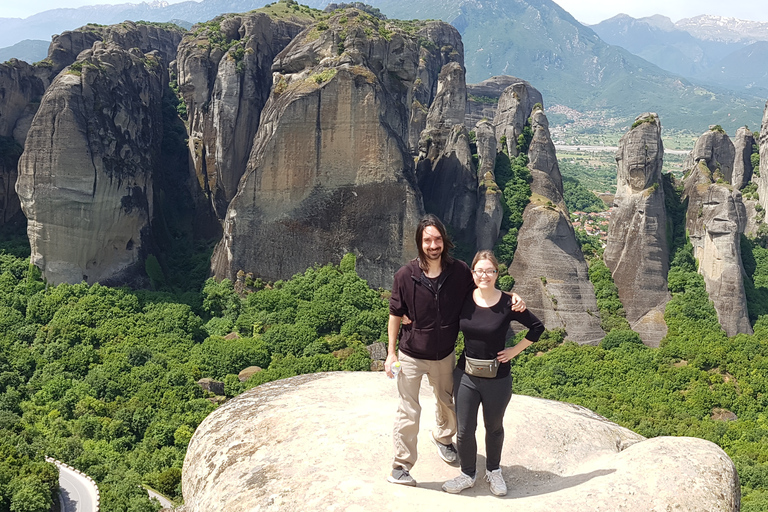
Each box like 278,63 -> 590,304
4,0 -> 768,23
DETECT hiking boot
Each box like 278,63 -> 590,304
485,468 -> 507,496
442,472 -> 476,494
431,431 -> 458,463
387,466 -> 416,486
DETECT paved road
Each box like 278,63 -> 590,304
47,459 -> 98,512
145,486 -> 174,508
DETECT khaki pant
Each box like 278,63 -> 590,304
393,350 -> 456,470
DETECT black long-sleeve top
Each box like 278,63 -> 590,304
458,293 -> 545,379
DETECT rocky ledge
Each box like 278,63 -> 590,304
179,372 -> 739,512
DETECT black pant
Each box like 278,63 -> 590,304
453,367 -> 513,478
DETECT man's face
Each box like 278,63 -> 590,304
421,226 -> 444,261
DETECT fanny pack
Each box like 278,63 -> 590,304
464,356 -> 499,378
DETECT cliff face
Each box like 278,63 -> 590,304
179,372 -> 740,512
508,109 -> 604,345
16,42 -> 166,285
416,61 -> 477,244
465,75 -> 520,127
211,11 -> 463,288
732,126 -> 755,190
175,13 -> 309,220
683,129 -> 752,336
46,21 -> 184,77
0,60 -> 48,224
604,113 -> 669,347
758,101 -> 768,215
475,119 -> 502,250
493,78 -> 543,156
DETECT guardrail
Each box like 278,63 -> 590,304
45,456 -> 100,512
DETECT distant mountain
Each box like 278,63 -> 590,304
592,14 -> 768,99
0,40 -> 48,64
0,0 -> 257,48
676,15 -> 768,44
332,0 -> 763,131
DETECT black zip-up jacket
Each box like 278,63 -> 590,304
389,258 -> 474,360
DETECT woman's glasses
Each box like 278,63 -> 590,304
473,269 -> 498,276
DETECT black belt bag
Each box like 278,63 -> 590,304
464,356 -> 499,378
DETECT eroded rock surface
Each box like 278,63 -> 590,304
179,372 -> 740,512
175,13 -> 309,220
508,109 -> 604,345
465,75 -> 520,127
16,43 -> 165,285
732,126 -> 755,190
604,113 -> 669,346
211,11 -> 462,288
494,78 -> 543,156
417,61 -> 477,243
683,127 -> 735,184
683,131 -> 752,336
475,119 -> 502,250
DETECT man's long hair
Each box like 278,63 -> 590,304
415,214 -> 454,272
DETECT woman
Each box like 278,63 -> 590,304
442,250 -> 544,496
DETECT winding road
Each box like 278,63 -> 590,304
46,458 -> 99,512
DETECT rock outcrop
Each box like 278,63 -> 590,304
604,113 -> 670,347
416,61 -> 477,244
475,119 -> 503,250
175,13 -> 310,220
493,78 -> 543,156
465,75 -> 527,128
45,21 -> 184,77
0,60 -> 48,224
758,101 -> 768,215
683,127 -> 735,185
683,129 -> 752,336
16,42 -> 166,285
508,109 -> 604,345
732,126 -> 755,190
180,372 -> 740,512
211,12 -> 463,288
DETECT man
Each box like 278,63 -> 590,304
385,214 -> 524,486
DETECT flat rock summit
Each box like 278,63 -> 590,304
179,372 -> 739,511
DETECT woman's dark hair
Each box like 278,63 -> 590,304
415,214 -> 454,271
471,250 -> 499,271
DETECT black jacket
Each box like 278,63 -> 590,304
389,258 -> 474,360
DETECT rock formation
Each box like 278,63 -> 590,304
758,101 -> 768,214
16,42 -> 166,285
683,126 -> 735,185
0,60 -> 48,224
683,129 -> 752,336
475,119 -> 503,250
175,13 -> 309,220
732,126 -> 755,190
508,109 -> 604,345
211,11 -> 464,288
45,21 -> 184,77
179,372 -> 740,512
493,78 -> 543,156
604,113 -> 670,347
416,61 -> 477,244
465,75 -> 531,128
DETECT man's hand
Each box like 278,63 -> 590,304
401,314 -> 412,325
510,292 -> 526,312
385,353 -> 399,379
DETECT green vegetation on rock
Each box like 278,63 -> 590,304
493,131 -> 533,266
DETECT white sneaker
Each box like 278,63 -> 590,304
485,468 -> 507,496
442,472 -> 476,494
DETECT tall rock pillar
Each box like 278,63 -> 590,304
508,108 -> 604,345
683,127 -> 752,336
604,113 -> 670,346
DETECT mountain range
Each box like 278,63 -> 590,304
0,0 -> 766,132
591,14 -> 768,98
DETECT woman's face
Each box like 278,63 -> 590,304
472,259 -> 498,289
